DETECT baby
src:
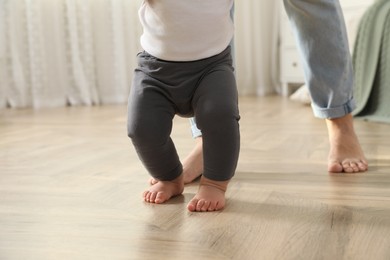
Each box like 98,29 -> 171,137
127,0 -> 239,212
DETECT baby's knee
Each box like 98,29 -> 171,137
127,120 -> 168,147
195,103 -> 239,130
127,121 -> 142,144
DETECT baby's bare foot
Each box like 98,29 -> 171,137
187,176 -> 229,212
143,174 -> 184,204
150,137 -> 203,185
326,114 -> 368,173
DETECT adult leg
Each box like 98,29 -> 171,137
283,0 -> 367,173
128,70 -> 184,204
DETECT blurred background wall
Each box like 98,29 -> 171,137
1,0 -> 376,109
0,0 -> 281,109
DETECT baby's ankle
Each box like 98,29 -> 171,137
199,176 -> 229,193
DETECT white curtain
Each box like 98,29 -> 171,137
235,1 -> 280,96
0,0 -> 279,109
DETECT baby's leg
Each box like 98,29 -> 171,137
128,70 -> 184,204
187,176 -> 229,212
188,58 -> 240,212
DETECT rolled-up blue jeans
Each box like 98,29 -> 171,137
191,0 -> 356,138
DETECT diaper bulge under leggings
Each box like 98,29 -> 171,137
127,46 -> 240,182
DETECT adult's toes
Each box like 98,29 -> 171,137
350,162 -> 360,172
342,161 -> 354,173
358,161 -> 368,171
328,161 -> 343,173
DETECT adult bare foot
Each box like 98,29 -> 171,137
326,113 -> 368,173
150,137 -> 203,185
143,174 -> 184,204
187,176 -> 229,212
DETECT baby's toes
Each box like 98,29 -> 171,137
187,198 -> 199,212
201,201 -> 211,212
196,200 -> 205,212
155,192 -> 168,204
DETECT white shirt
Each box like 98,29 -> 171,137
139,0 -> 234,61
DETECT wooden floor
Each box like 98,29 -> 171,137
1,96 -> 390,260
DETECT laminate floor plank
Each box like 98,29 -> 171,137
1,96 -> 389,260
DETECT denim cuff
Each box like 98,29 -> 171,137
189,118 -> 202,138
311,98 -> 356,119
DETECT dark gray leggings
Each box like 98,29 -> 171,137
127,47 -> 240,181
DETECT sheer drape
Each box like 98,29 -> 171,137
0,0 -> 142,108
0,0 -> 279,109
235,1 -> 280,96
